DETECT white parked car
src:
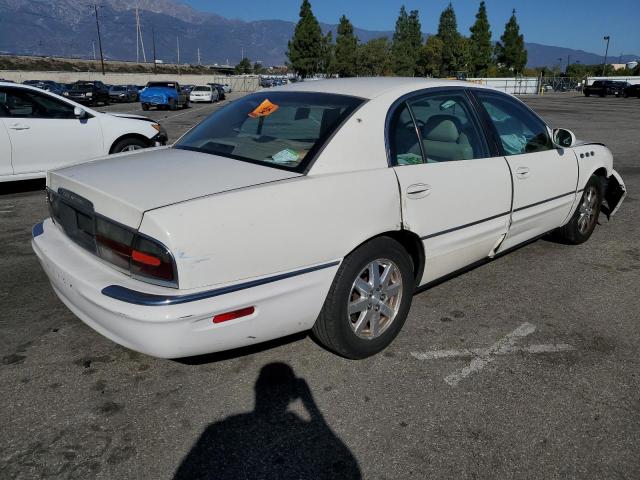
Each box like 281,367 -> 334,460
32,78 -> 626,359
222,83 -> 232,93
189,85 -> 218,103
0,81 -> 167,182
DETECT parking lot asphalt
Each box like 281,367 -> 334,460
1,93 -> 639,479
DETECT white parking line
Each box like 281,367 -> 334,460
410,322 -> 576,386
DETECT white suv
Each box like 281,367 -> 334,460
0,82 -> 167,182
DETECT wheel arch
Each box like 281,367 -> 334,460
344,229 -> 425,287
109,133 -> 152,154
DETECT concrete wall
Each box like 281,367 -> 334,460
467,77 -> 540,95
0,71 -> 261,91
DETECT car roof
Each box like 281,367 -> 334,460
271,77 -> 483,99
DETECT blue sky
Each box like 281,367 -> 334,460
185,0 -> 639,56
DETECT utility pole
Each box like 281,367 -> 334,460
93,3 -> 105,75
197,47 -> 201,65
152,26 -> 157,74
602,35 -> 611,76
92,41 -> 96,60
177,36 -> 181,75
136,7 -> 139,63
567,54 -> 571,73
135,7 -> 147,63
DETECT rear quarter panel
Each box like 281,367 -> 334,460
139,169 -> 402,290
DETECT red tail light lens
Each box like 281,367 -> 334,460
130,235 -> 176,284
94,217 -> 177,287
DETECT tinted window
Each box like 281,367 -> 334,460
475,91 -> 553,155
175,92 -> 363,171
407,92 -> 488,163
0,87 -> 75,118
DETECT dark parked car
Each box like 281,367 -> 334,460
64,81 -> 110,106
22,80 -> 66,95
109,85 -> 138,103
583,80 -> 626,97
622,83 -> 640,98
208,83 -> 226,100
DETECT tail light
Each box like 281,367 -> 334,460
94,217 -> 178,287
47,188 -> 178,288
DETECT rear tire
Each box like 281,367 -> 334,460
554,176 -> 603,245
169,98 -> 177,111
142,103 -> 150,111
312,237 -> 415,359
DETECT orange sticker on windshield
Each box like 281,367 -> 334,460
248,99 -> 279,118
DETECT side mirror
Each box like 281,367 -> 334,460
74,106 -> 87,119
552,128 -> 576,148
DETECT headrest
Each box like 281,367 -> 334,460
425,118 -> 459,143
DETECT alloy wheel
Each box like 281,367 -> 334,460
577,185 -> 599,233
348,259 -> 403,340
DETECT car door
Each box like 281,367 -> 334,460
0,86 -> 104,175
472,90 -> 578,251
0,93 -> 11,176
390,89 -> 513,284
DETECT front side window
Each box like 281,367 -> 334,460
175,92 -> 363,171
0,87 -> 75,118
475,91 -> 553,156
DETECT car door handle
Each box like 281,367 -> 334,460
406,183 -> 431,199
8,124 -> 30,130
515,166 -> 530,179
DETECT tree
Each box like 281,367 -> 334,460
319,31 -> 335,76
357,38 -> 392,76
495,9 -> 527,74
252,61 -> 264,74
468,1 -> 493,77
234,57 -> 252,74
334,15 -> 358,77
391,6 -> 422,76
287,0 -> 323,77
418,35 -> 443,77
436,3 -> 463,76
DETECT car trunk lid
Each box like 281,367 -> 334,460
47,147 -> 301,228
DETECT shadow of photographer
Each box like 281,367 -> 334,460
173,362 -> 361,480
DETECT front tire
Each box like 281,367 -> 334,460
554,176 -> 603,244
111,137 -> 148,153
312,237 -> 414,359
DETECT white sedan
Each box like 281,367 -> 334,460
0,81 -> 167,182
32,78 -> 626,359
189,85 -> 218,103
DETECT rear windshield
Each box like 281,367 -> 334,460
147,82 -> 176,89
174,91 -> 363,172
111,86 -> 126,91
193,86 -> 210,91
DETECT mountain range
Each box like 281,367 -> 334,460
0,0 -> 637,69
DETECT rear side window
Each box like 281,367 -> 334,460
388,90 -> 489,165
475,91 -> 553,156
175,92 -> 363,171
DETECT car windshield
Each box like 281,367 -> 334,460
147,82 -> 176,89
71,83 -> 93,91
193,86 -> 210,91
175,92 -> 363,171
